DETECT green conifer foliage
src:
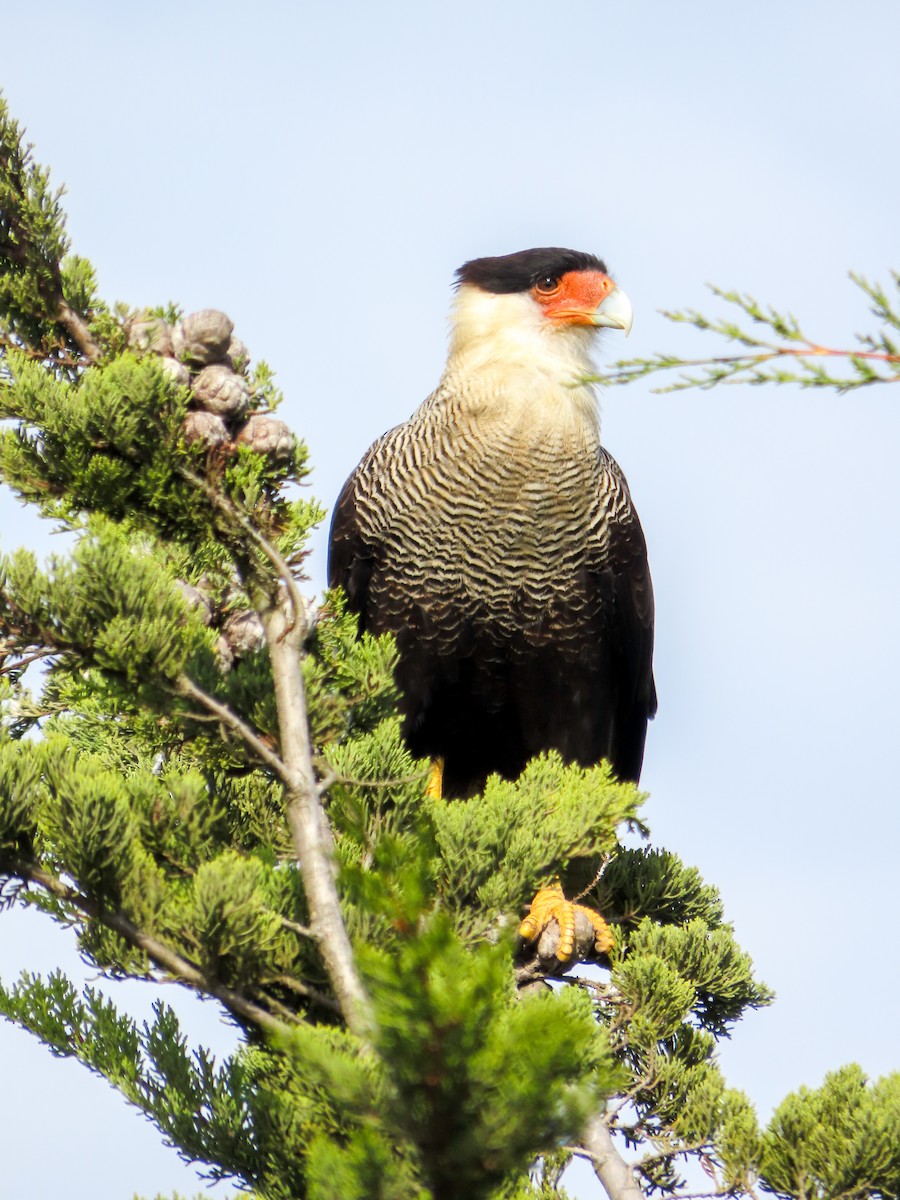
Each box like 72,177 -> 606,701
759,1067 -> 900,1200
1,95 -> 897,1200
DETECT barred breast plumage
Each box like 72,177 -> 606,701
329,248 -> 656,797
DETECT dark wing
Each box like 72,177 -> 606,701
590,448 -> 657,781
328,423 -> 411,628
327,459 -> 375,623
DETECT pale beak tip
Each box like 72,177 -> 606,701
593,285 -> 634,336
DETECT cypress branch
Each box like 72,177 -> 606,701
0,853 -> 288,1033
593,276 -> 900,394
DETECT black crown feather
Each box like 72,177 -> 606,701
455,248 -> 608,295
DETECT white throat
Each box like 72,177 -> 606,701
436,284 -> 603,442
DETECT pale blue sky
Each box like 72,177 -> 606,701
1,2 -> 898,1196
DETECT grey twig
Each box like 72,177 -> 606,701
178,465 -> 309,636
263,595 -> 374,1040
174,673 -> 290,784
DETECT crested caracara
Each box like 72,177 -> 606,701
329,247 -> 656,803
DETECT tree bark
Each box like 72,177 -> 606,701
263,597 -> 373,1040
583,1115 -> 645,1200
56,300 -> 100,362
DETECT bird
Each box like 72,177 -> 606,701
328,247 -> 656,805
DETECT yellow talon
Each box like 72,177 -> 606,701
519,881 -> 613,962
426,757 -> 444,800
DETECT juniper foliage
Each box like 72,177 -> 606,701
1,94 -> 897,1200
593,278 -> 900,393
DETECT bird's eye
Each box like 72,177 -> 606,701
534,275 -> 560,294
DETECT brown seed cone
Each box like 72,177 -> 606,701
174,579 -> 216,626
159,356 -> 191,387
226,335 -> 250,374
180,309 -> 234,365
182,409 -> 230,449
192,364 -> 250,419
221,609 -> 266,657
235,414 -> 294,461
128,317 -> 173,357
215,635 -> 235,673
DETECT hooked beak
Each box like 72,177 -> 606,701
592,285 -> 633,336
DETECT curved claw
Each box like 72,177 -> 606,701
519,882 -> 613,963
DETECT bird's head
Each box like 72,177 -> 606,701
448,248 -> 632,373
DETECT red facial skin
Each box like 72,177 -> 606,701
530,269 -> 615,326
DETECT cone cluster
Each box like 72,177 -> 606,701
175,576 -> 266,671
127,308 -> 293,461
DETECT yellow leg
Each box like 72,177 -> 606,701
519,880 -> 613,962
426,757 -> 444,800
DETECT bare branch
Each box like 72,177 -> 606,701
55,300 -> 100,363
263,595 -> 373,1040
631,1192 -> 736,1200
0,647 -> 56,676
174,672 -> 290,783
267,972 -> 341,1014
170,518 -> 371,1033
178,465 -> 309,633
582,1115 -> 646,1200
